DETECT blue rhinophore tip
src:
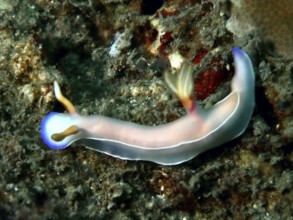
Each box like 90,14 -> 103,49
232,47 -> 246,57
40,112 -> 72,150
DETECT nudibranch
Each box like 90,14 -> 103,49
41,48 -> 255,165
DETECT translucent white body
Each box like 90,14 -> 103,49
41,48 -> 255,165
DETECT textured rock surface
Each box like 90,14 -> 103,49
226,0 -> 293,58
0,0 -> 292,219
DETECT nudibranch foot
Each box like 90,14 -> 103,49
40,48 -> 255,165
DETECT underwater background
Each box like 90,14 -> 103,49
0,0 -> 292,219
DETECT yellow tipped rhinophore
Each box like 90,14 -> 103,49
51,125 -> 79,142
50,81 -> 79,143
164,62 -> 195,112
54,81 -> 77,114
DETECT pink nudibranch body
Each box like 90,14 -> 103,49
41,48 -> 255,165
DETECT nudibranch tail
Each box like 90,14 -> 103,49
164,62 -> 195,112
231,48 -> 255,93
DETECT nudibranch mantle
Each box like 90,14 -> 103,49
40,48 -> 255,165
